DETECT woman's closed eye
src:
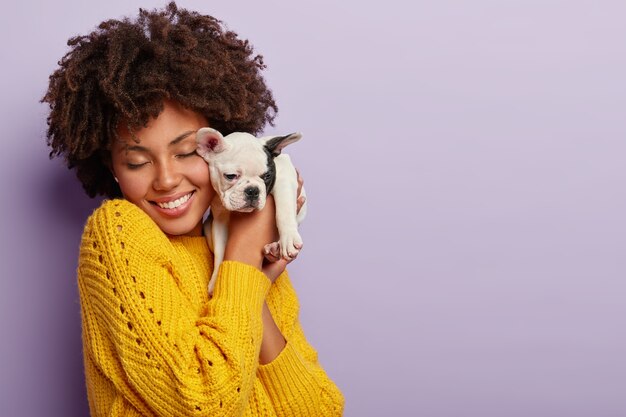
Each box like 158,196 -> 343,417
127,161 -> 149,169
176,150 -> 198,159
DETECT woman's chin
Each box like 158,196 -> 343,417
158,219 -> 203,237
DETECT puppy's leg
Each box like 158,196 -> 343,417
203,211 -> 214,252
207,204 -> 229,296
269,154 -> 303,260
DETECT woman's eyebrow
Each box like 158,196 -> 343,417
125,144 -> 148,153
123,130 -> 196,152
169,130 -> 195,146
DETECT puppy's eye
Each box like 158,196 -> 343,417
224,173 -> 238,181
260,172 -> 270,181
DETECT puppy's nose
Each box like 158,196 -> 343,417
244,186 -> 260,200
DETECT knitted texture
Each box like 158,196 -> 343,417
77,199 -> 344,416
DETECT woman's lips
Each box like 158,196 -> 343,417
150,191 -> 195,217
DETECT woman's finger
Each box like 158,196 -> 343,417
296,168 -> 304,197
264,251 -> 280,263
296,195 -> 306,213
262,258 -> 289,282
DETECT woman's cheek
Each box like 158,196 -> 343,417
190,159 -> 212,185
118,169 -> 151,201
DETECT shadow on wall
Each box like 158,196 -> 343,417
37,163 -> 103,416
44,164 -> 105,228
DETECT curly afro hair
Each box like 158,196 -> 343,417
42,2 -> 278,198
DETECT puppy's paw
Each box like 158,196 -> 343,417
279,230 -> 303,261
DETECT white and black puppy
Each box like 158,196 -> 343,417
196,128 -> 307,295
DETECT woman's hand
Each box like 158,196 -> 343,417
296,168 -> 306,210
223,195 -> 278,272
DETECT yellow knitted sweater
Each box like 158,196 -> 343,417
77,199 -> 344,416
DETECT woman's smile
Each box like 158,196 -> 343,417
149,190 -> 196,217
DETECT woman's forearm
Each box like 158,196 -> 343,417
259,301 -> 286,364
220,195 -> 287,363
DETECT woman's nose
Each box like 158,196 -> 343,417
153,161 -> 181,191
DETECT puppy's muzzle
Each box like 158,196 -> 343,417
244,186 -> 260,203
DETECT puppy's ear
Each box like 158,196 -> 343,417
196,128 -> 226,158
263,132 -> 302,157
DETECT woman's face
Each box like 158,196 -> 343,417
110,100 -> 214,236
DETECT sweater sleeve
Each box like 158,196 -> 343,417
78,199 -> 271,417
256,272 -> 345,416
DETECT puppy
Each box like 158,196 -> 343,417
196,128 -> 307,295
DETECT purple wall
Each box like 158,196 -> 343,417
2,1 -> 625,416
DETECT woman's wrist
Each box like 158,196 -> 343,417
224,242 -> 264,269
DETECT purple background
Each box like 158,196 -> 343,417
1,1 -> 625,416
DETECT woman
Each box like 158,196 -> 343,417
42,3 -> 344,416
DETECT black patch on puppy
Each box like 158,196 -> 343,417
262,147 -> 277,193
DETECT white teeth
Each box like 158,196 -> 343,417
157,192 -> 192,209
